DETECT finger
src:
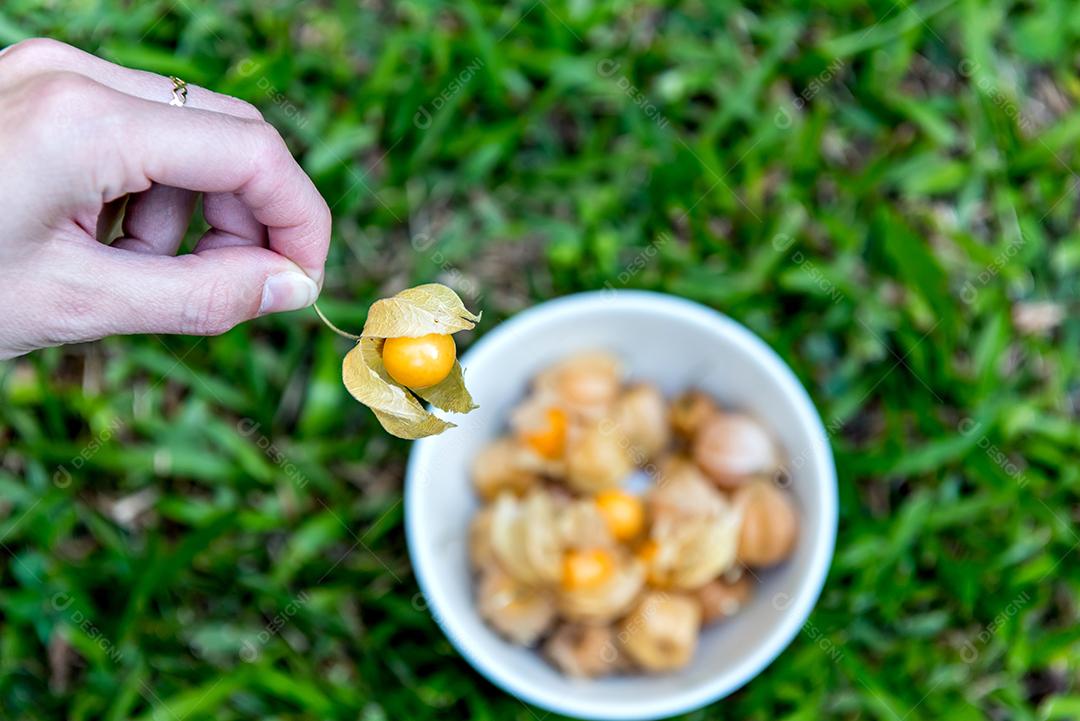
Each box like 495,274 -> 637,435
43,74 -> 330,283
194,191 -> 268,252
113,184 -> 197,255
0,41 -> 266,257
34,240 -> 320,342
0,38 -> 263,119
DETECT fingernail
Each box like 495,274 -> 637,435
259,272 -> 319,316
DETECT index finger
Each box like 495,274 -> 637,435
52,73 -> 331,282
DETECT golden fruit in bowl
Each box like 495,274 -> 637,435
465,351 -> 802,679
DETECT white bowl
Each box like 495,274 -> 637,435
406,291 -> 837,720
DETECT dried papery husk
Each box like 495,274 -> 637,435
733,480 -> 799,567
509,389 -> 572,463
489,490 -> 563,587
644,461 -> 741,588
594,489 -> 646,542
411,359 -> 477,413
557,553 -> 645,624
477,565 -> 557,646
510,388 -> 564,434
692,412 -> 780,488
610,384 -> 670,464
340,284 -> 480,439
468,354 -> 802,677
645,510 -> 740,589
618,591 -> 701,672
544,623 -> 622,678
468,506 -> 496,570
343,338 -> 456,438
669,389 -> 719,440
534,351 -> 622,421
694,574 -> 754,624
510,391 -> 553,435
557,499 -> 615,550
565,421 -> 634,494
647,456 -> 728,524
471,438 -> 553,501
361,283 -> 481,338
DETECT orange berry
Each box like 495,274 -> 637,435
635,539 -> 657,564
381,333 -> 456,389
522,407 -> 568,459
562,548 -> 615,590
595,489 -> 645,541
635,540 -> 664,586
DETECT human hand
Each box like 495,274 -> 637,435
0,39 -> 331,359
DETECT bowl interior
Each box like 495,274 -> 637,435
406,291 -> 836,720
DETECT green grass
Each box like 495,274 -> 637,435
2,0 -> 1080,719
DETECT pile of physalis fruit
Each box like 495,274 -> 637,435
467,352 -> 800,677
320,284 -> 481,439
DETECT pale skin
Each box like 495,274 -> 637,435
0,38 -> 332,360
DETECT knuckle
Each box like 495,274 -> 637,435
197,86 -> 264,121
249,121 -> 294,178
25,72 -> 102,119
183,279 -> 243,336
228,96 -> 264,121
1,37 -> 70,69
314,194 -> 332,233
252,120 -> 288,156
317,197 -> 332,244
321,197 -> 332,231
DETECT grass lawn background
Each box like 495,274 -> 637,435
1,0 -> 1079,719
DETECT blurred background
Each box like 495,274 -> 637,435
1,0 -> 1079,719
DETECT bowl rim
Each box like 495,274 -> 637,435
406,290 -> 838,720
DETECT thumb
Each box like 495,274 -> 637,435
37,242 -> 319,341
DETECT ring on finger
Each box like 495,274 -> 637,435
168,75 -> 188,107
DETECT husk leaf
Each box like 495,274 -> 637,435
342,338 -> 455,439
361,283 -> 481,338
412,361 -> 476,413
332,283 -> 480,438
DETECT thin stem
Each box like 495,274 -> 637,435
313,303 -> 361,341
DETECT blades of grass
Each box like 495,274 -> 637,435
117,514 -> 235,646
821,0 -> 958,58
103,665 -> 150,721
247,666 -> 336,716
271,510 -> 348,585
129,671 -> 251,721
877,207 -> 956,336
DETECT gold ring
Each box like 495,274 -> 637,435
168,76 -> 188,107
